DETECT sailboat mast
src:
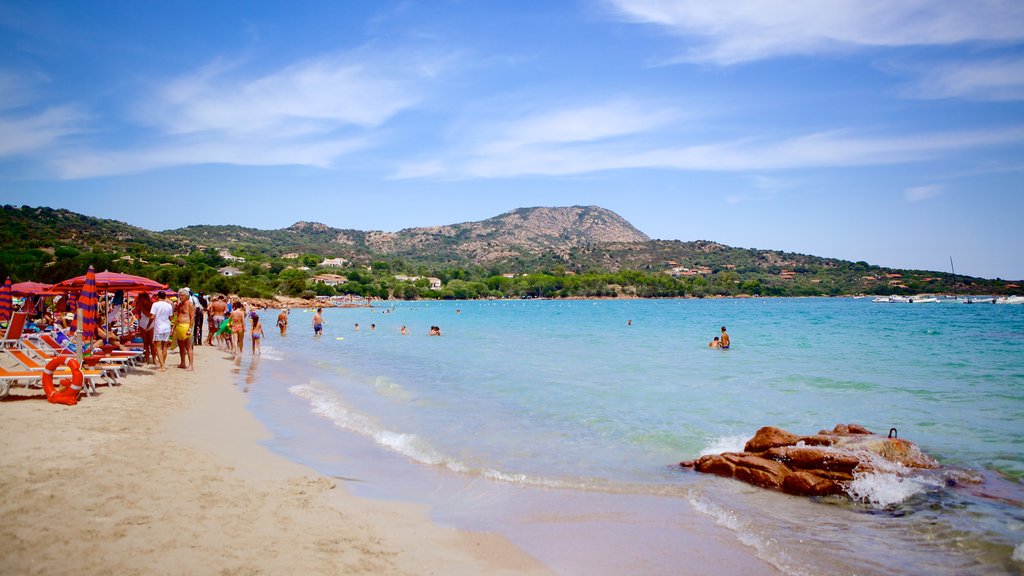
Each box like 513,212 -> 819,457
950,256 -> 957,300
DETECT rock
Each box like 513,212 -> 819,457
744,426 -> 802,452
733,455 -> 789,490
681,423 -> 941,499
763,446 -> 862,473
782,471 -> 844,497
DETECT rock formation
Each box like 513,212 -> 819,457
680,424 -> 940,498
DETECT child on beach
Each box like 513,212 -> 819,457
251,314 -> 265,355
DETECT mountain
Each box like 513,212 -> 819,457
2,203 -> 1018,297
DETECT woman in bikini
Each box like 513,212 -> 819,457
230,301 -> 246,355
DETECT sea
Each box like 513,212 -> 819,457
231,298 -> 1024,575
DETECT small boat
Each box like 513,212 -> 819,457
909,296 -> 938,304
995,295 -> 1024,305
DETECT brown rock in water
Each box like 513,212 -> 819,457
733,455 -> 789,490
763,446 -> 862,473
782,471 -> 844,497
681,423 -> 941,499
743,426 -> 802,452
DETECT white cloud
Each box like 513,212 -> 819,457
146,54 -> 423,136
905,185 -> 942,201
895,56 -> 1024,101
395,117 -> 1024,179
50,49 -> 449,179
0,105 -> 85,158
606,0 -> 1024,65
486,100 -> 679,152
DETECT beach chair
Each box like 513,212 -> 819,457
21,337 -> 131,377
0,348 -> 116,395
35,332 -> 140,367
47,331 -> 143,364
0,313 -> 27,349
0,365 -> 43,399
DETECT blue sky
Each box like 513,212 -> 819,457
1,1 -> 1022,279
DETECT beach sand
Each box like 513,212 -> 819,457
0,346 -> 549,575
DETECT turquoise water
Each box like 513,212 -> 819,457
239,298 -> 1024,575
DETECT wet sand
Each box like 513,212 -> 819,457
0,346 -> 548,575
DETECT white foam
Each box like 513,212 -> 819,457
1013,541 -> 1024,563
845,472 -> 937,508
687,494 -> 811,576
289,384 -> 467,473
699,434 -> 749,456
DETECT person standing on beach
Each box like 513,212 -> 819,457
230,301 -> 246,354
313,308 -> 324,336
150,291 -> 174,372
720,326 -> 731,349
277,308 -> 288,335
192,292 -> 206,346
134,292 -> 155,364
251,313 -> 265,355
208,295 -> 228,349
174,288 -> 195,371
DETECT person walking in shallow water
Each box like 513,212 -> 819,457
277,308 -> 288,335
720,326 -> 730,349
312,308 -> 324,336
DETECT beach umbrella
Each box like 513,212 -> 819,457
53,270 -> 168,293
0,277 -> 11,323
78,266 -> 99,342
11,281 -> 55,296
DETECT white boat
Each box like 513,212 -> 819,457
962,297 -> 995,304
909,297 -> 938,304
995,295 -> 1024,305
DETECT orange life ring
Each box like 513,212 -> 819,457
42,356 -> 83,406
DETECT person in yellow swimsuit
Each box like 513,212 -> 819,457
174,288 -> 195,371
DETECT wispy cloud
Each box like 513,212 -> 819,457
893,56 -> 1024,101
905,185 -> 942,201
50,48 -> 450,179
0,71 -> 86,158
606,0 -> 1024,65
394,109 -> 1024,179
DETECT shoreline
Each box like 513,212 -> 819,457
0,346 -> 549,575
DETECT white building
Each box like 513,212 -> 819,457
219,266 -> 243,277
312,274 -> 348,286
320,257 -> 347,268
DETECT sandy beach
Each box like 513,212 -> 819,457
0,346 -> 549,575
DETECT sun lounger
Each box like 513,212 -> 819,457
0,313 -> 27,349
0,366 -> 43,399
21,338 -> 131,377
1,348 -> 116,394
47,331 -> 143,364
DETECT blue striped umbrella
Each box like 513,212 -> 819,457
0,277 -> 11,323
78,266 -> 99,342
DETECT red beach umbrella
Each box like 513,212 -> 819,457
52,270 -> 168,293
78,266 -> 99,342
0,277 -> 11,323
11,281 -> 55,296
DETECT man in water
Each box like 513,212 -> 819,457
709,336 -> 720,348
720,326 -> 731,349
277,308 -> 288,335
313,308 -> 324,336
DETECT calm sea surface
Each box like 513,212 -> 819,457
236,298 -> 1024,575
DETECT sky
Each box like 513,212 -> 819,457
1,0 -> 1023,279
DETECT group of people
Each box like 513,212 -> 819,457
708,326 -> 731,349
133,290 -> 278,370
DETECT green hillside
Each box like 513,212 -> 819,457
1,204 -> 1018,300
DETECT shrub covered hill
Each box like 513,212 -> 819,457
1,204 -> 1018,300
